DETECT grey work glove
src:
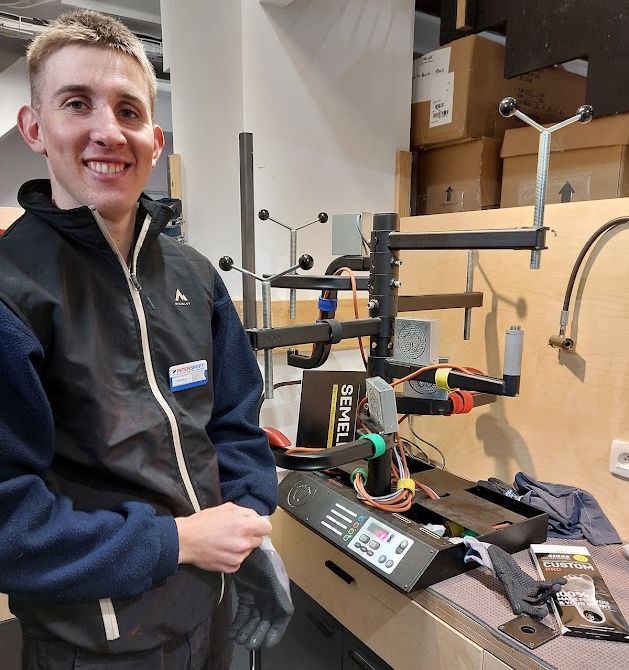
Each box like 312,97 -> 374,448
464,537 -> 566,619
229,536 -> 294,650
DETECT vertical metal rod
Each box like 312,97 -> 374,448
261,281 -> 274,399
463,250 -> 475,340
289,229 -> 297,319
239,133 -> 257,329
531,130 -> 551,269
368,213 -> 400,380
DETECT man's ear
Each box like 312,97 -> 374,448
17,105 -> 47,156
151,124 -> 165,168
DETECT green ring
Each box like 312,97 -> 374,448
351,467 -> 368,484
362,433 -> 386,459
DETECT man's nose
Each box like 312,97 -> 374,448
89,109 -> 127,146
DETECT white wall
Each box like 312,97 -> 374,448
0,58 -> 29,141
162,0 -> 245,293
164,0 -> 415,298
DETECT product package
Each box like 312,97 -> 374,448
296,370 -> 367,449
530,544 -> 629,642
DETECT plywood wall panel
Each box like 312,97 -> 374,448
400,198 -> 629,540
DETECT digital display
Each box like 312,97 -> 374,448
367,522 -> 389,541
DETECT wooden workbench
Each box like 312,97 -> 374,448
272,508 -> 629,670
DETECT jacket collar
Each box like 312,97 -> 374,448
17,179 -> 175,255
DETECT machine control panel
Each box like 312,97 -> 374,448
346,516 -> 413,574
281,473 -> 429,590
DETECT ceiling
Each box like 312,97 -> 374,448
0,0 -> 162,37
0,0 -> 162,73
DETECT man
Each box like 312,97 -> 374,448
0,9 -> 291,669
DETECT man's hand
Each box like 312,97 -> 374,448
175,502 -> 272,573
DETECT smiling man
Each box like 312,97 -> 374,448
0,10 -> 291,670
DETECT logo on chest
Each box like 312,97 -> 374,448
175,288 -> 190,306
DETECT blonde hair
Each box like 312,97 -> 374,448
26,9 -> 157,114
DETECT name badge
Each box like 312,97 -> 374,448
169,359 -> 208,392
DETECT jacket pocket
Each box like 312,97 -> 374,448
98,598 -> 120,641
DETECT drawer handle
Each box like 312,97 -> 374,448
324,560 -> 355,585
349,649 -> 379,670
305,611 -> 334,637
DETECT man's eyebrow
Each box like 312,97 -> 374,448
53,84 -> 92,98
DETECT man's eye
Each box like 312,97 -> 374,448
120,108 -> 139,120
66,99 -> 86,111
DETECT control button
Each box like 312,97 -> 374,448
378,555 -> 387,564
354,542 -> 361,548
359,534 -> 370,543
385,560 -> 394,568
343,535 -> 351,541
360,546 -> 368,553
353,522 -> 360,528
358,516 -> 365,522
396,547 -> 403,554
369,540 -> 380,550
348,528 -> 355,534
398,540 -> 408,550
367,550 -> 373,557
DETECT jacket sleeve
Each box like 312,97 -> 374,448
0,300 -> 179,601
208,270 -> 278,516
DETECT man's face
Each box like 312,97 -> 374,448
19,44 -> 163,221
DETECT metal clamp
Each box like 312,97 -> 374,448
499,98 -> 593,269
218,253 -> 314,399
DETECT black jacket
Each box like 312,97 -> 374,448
0,180 -> 277,653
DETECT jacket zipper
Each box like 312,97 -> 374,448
90,208 -> 226,624
90,207 -> 202,512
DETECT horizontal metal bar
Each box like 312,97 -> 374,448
247,317 -> 381,350
272,438 -> 377,471
398,292 -> 483,312
385,359 -> 506,395
326,255 -> 370,274
268,274 -> 369,291
388,227 -> 547,251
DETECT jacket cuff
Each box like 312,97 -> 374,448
153,515 -> 179,582
230,493 -> 276,517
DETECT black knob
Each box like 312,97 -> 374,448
577,104 -> 593,123
318,212 -> 328,223
218,256 -> 233,271
499,97 -> 518,118
299,254 -> 314,271
258,209 -> 270,221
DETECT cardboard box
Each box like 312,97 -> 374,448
413,138 -> 501,215
501,114 -> 629,207
411,35 -> 586,148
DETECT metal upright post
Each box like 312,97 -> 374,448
239,133 -> 257,329
261,280 -> 273,399
289,229 -> 297,319
531,131 -> 551,269
367,212 -> 400,380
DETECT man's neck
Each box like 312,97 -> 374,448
102,209 -> 137,265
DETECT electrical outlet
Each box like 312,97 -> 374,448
610,440 -> 629,479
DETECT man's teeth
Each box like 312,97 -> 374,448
87,162 -> 126,174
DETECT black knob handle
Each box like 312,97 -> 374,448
577,104 -> 593,123
218,256 -> 233,271
318,212 -> 328,223
499,96 -> 518,118
299,254 -> 314,270
258,209 -> 270,221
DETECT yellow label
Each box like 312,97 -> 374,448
326,384 -> 339,449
